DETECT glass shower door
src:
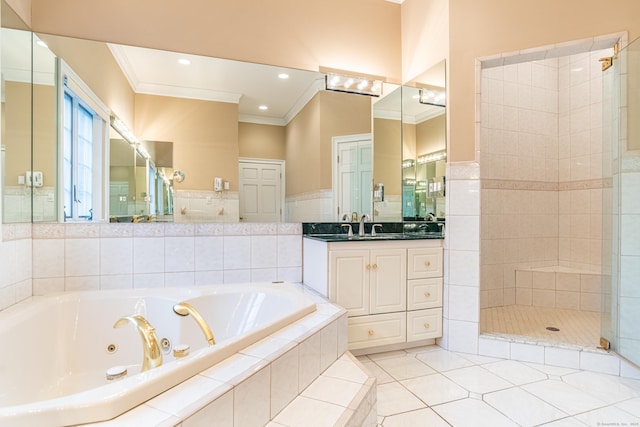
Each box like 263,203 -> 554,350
602,36 -> 640,368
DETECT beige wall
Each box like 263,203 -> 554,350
319,91 -> 372,190
375,118 -> 402,196
41,34 -> 136,126
402,122 -> 417,161
286,95 -> 321,196
32,83 -> 57,187
135,94 -> 239,191
2,82 -> 55,186
448,0 -> 640,162
4,0 -> 30,28
401,0 -> 449,83
3,82 -> 31,185
416,114 -> 445,156
238,122 -> 286,160
285,91 -> 371,196
30,0 -> 402,84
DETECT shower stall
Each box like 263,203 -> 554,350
478,34 -> 640,368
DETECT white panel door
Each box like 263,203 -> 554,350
336,137 -> 372,218
239,160 -> 282,222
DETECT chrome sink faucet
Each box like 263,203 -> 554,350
341,213 -> 353,237
359,213 -> 370,237
113,314 -> 163,371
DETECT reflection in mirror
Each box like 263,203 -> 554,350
1,0 -> 408,224
1,16 -> 57,223
109,122 -> 175,222
35,31 -> 379,223
401,60 -> 447,221
372,84 -> 403,222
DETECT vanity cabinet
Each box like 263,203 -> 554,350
303,237 -> 443,351
329,247 -> 406,316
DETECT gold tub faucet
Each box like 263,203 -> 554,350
173,302 -> 216,346
113,315 -> 163,371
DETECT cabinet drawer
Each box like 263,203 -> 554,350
407,308 -> 442,342
348,312 -> 406,350
407,248 -> 443,279
407,278 -> 443,310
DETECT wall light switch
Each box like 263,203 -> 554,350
223,181 -> 229,190
18,175 -> 25,185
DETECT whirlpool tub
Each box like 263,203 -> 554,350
0,282 -> 317,426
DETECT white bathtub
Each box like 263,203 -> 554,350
0,282 -> 316,427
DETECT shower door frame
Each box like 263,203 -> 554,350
601,36 -> 640,368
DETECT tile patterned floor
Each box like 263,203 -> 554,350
358,345 -> 640,426
480,306 -> 601,348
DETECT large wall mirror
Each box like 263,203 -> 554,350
0,0 -> 443,225
401,61 -> 447,221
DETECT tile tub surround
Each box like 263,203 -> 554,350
0,223 -> 32,311
83,284 -> 359,426
31,222 -> 303,295
361,344 -> 640,426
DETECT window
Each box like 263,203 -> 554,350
59,59 -> 109,221
63,90 -> 95,219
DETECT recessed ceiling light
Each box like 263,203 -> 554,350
278,73 -> 289,79
178,58 -> 191,65
259,105 -> 268,110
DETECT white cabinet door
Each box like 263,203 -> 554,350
370,248 -> 406,314
330,249 -> 369,317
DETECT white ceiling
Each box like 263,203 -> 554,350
108,44 -> 325,126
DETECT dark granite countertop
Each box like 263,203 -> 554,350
302,221 -> 444,242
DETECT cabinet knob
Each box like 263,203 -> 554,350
424,291 -> 431,298
366,264 -> 371,270
368,329 -> 374,336
424,260 -> 431,267
372,264 -> 378,270
424,323 -> 430,329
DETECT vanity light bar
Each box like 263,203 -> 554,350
325,73 -> 382,97
418,88 -> 446,107
110,115 -> 138,145
417,150 -> 447,164
402,159 -> 415,168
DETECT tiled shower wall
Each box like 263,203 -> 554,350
480,48 -> 610,309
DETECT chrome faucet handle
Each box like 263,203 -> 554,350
371,224 -> 383,236
341,213 -> 351,221
341,223 -> 353,237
